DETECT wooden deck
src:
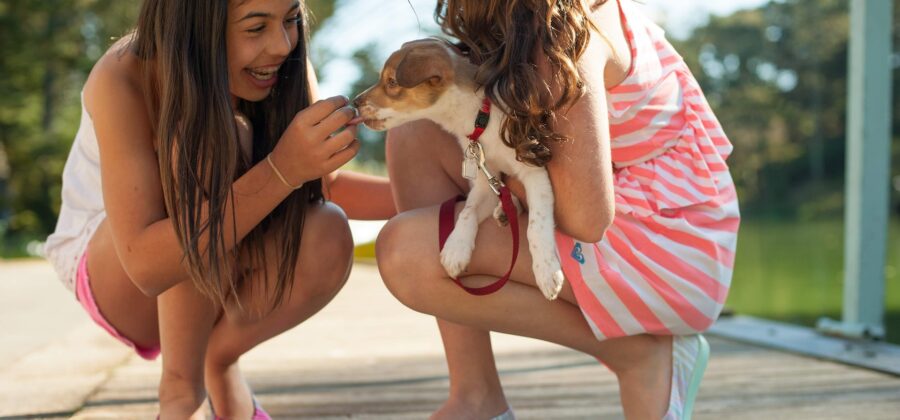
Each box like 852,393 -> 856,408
3,262 -> 897,419
66,335 -> 900,419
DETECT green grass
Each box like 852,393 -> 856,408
730,217 -> 900,344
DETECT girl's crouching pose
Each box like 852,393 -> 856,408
376,0 -> 739,419
44,0 -> 393,418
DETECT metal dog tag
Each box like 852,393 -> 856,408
462,158 -> 477,180
462,143 -> 479,180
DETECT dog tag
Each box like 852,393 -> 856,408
462,142 -> 479,180
462,157 -> 478,180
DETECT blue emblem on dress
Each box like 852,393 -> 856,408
571,243 -> 586,264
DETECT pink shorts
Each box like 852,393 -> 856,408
75,251 -> 161,360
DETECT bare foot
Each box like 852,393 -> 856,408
158,397 -> 207,420
430,395 -> 509,420
204,360 -> 255,419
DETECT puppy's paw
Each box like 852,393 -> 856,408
493,196 -> 522,227
440,236 -> 474,278
536,264 -> 565,301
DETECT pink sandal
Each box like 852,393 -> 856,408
155,395 -> 271,420
209,394 -> 272,420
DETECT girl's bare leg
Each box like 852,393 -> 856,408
203,202 -> 353,418
383,122 -> 673,419
88,221 -> 213,419
386,121 -> 510,419
85,202 -> 353,418
86,220 -> 160,354
156,277 -> 220,419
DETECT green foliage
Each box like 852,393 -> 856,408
0,0 -> 339,255
672,0 -> 899,219
305,0 -> 336,33
0,0 -> 139,242
348,43 -> 390,169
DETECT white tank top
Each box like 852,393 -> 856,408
44,92 -> 107,292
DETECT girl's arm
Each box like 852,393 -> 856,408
87,57 -> 357,297
307,59 -> 397,220
323,170 -> 396,220
508,28 -> 616,244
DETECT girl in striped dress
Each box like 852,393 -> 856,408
377,0 -> 738,419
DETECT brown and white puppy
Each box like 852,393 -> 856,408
354,38 -> 564,300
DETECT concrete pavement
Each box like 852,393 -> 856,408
0,260 -> 86,370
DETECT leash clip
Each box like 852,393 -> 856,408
469,141 -> 504,195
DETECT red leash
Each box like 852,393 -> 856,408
438,98 -> 520,296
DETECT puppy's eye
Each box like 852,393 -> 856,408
387,78 -> 398,88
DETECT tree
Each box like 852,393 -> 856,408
670,0 -> 900,219
0,0 -> 340,255
0,0 -> 140,251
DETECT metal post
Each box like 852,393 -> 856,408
817,0 -> 893,340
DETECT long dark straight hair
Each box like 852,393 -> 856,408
435,0 -> 601,167
131,0 -> 322,310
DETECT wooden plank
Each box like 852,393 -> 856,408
74,337 -> 900,419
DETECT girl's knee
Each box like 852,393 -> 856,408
385,120 -> 454,164
302,202 -> 353,292
385,121 -> 429,152
307,202 -> 353,254
375,215 -> 427,307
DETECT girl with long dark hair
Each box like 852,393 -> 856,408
44,0 -> 394,417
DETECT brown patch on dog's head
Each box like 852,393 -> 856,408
353,38 -> 466,131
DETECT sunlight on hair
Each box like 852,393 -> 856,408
406,0 -> 422,36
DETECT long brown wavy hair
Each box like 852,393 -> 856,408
435,0 -> 602,166
131,0 -> 322,311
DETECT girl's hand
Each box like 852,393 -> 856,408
270,95 -> 360,186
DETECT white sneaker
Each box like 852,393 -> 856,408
490,407 -> 515,420
662,334 -> 710,420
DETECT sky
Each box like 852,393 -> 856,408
312,0 -> 772,97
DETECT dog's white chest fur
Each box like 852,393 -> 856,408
425,87 -> 565,300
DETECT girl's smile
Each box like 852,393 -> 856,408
228,0 -> 301,102
244,63 -> 282,89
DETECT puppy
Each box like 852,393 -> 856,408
353,38 -> 564,300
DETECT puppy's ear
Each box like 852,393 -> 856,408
395,50 -> 447,88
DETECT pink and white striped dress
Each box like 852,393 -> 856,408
554,0 -> 740,341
